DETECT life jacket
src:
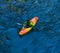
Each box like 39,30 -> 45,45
24,21 -> 33,28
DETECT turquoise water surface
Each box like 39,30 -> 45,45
0,0 -> 60,53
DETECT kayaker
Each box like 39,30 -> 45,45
24,20 -> 34,28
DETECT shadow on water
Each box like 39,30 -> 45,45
23,48 -> 29,53
0,37 -> 11,53
5,35 -> 11,41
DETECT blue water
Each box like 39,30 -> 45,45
0,0 -> 60,53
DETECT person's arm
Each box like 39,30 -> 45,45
23,21 -> 27,27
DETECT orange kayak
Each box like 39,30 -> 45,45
19,17 -> 38,36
